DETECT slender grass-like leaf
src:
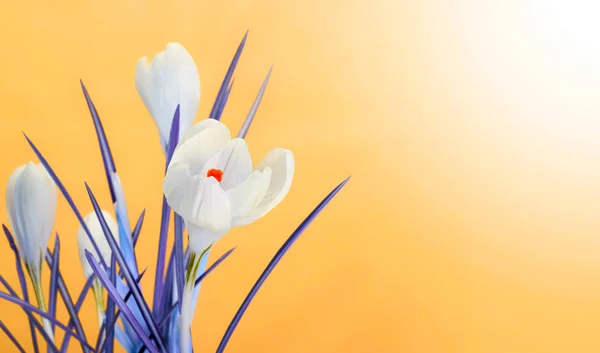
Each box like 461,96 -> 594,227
59,276 -> 93,353
85,251 -> 159,353
148,247 -> 235,353
153,107 -> 180,316
158,246 -> 236,346
0,291 -> 94,351
23,133 -> 108,270
48,234 -> 60,336
0,279 -> 95,352
0,276 -> 61,353
237,66 -> 272,139
132,209 -> 146,247
113,172 -> 137,275
215,79 -> 234,120
173,213 -> 185,309
194,247 -> 236,287
160,249 -> 175,326
80,80 -> 116,200
157,304 -> 178,330
2,225 -> 39,353
73,278 -> 94,314
44,252 -> 91,353
86,184 -> 167,353
209,31 -> 248,120
104,254 -> 117,353
81,81 -> 138,277
96,269 -> 146,353
216,176 -> 351,353
0,320 -> 26,353
153,198 -> 172,318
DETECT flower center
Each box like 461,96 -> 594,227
207,168 -> 224,182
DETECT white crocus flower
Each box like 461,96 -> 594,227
135,42 -> 201,154
6,161 -> 57,341
162,118 -> 294,353
77,210 -> 119,328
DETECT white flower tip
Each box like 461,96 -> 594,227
135,42 -> 200,151
77,210 -> 119,278
6,161 -> 57,267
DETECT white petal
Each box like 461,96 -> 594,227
135,57 -> 155,126
6,162 -> 57,268
136,43 -> 200,152
201,138 -> 252,190
238,148 -> 294,225
177,118 -> 224,147
227,169 -> 272,227
163,164 -> 232,233
169,119 -> 231,176
77,210 -> 119,279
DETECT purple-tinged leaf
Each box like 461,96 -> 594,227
160,249 -> 176,342
59,276 -> 93,353
194,247 -> 235,287
74,278 -> 94,314
216,177 -> 351,353
86,184 -> 167,353
85,251 -> 159,353
153,198 -> 172,318
23,133 -> 109,270
48,234 -> 60,336
105,253 -> 117,353
0,320 -> 26,353
0,277 -> 60,353
2,225 -> 39,353
173,213 -> 185,310
0,281 -> 95,352
215,78 -> 234,121
81,82 -> 138,277
160,246 -> 236,353
210,31 -> 248,120
44,252 -> 91,353
153,107 -> 180,315
237,66 -> 272,139
96,269 -> 146,353
80,80 -> 117,201
158,304 -> 178,330
161,248 -> 175,321
113,172 -> 137,276
132,209 -> 146,247
165,106 -> 180,171
161,237 -> 236,352
113,326 -> 134,353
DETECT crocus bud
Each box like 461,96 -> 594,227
77,210 -> 119,327
135,42 -> 201,153
6,161 -> 57,271
6,161 -> 57,340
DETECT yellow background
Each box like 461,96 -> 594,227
2,0 -> 600,352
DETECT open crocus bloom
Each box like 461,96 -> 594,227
163,118 -> 294,254
135,42 -> 200,153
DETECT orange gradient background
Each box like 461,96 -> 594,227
2,1 -> 600,352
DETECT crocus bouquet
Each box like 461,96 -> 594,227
0,33 -> 349,353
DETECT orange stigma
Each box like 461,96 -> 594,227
207,168 -> 224,182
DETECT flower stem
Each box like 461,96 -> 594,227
27,264 -> 54,343
180,248 -> 207,353
92,279 -> 105,328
